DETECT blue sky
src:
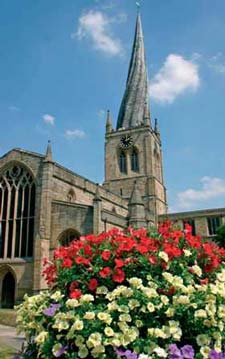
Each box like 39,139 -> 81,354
0,0 -> 225,212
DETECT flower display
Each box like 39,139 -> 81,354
16,222 -> 225,358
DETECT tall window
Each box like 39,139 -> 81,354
0,165 -> 35,259
207,217 -> 221,236
119,151 -> 127,174
131,148 -> 139,172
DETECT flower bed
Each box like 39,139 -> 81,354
16,222 -> 225,358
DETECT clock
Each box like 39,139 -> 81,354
120,135 -> 133,149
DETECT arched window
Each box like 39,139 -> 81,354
119,151 -> 127,174
58,229 -> 80,247
0,165 -> 35,259
131,148 -> 139,172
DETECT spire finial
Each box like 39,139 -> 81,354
106,109 -> 112,133
45,140 -> 53,161
135,1 -> 141,12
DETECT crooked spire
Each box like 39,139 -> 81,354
116,14 -> 151,130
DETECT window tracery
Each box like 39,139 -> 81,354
0,165 -> 35,258
131,148 -> 139,172
119,151 -> 127,174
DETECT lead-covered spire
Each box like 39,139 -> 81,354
116,14 -> 151,130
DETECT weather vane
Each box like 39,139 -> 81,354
135,0 -> 143,11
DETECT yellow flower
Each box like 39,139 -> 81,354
104,327 -> 114,337
118,321 -> 129,332
147,302 -> 155,312
128,277 -> 143,288
142,287 -> 158,298
161,295 -> 169,305
218,305 -> 225,319
119,314 -> 132,322
183,249 -> 192,257
73,320 -> 84,331
34,331 -> 48,344
83,312 -> 95,320
91,344 -> 105,357
175,295 -> 190,305
200,346 -> 210,358
159,251 -> 169,262
165,307 -> 175,317
173,276 -> 183,287
107,301 -> 118,311
96,286 -> 108,295
75,335 -> 84,347
196,334 -> 211,346
162,272 -> 173,283
86,333 -> 102,348
135,319 -> 143,327
191,265 -> 202,277
78,345 -> 89,358
51,291 -> 64,301
118,305 -> 130,313
194,309 -> 207,318
66,299 -> 80,308
128,299 -> 140,309
97,312 -> 112,324
80,294 -> 94,303
216,269 -> 225,282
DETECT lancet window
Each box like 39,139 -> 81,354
119,151 -> 127,174
0,165 -> 35,259
131,148 -> 139,172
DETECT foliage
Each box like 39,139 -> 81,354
215,225 -> 225,248
15,222 -> 225,359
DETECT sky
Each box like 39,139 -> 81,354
0,0 -> 225,212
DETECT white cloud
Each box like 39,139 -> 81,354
150,54 -> 200,104
73,10 -> 123,56
43,114 -> 55,126
65,129 -> 86,139
175,177 -> 225,211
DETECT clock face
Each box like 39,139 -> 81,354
120,135 -> 133,149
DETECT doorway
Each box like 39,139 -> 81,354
1,272 -> 15,308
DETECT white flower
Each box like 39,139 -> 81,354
153,347 -> 167,358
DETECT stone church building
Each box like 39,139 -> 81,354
0,14 -> 225,308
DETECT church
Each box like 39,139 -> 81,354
0,14 -> 224,308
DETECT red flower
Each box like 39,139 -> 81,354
88,278 -> 98,292
112,268 -> 125,283
99,267 -> 111,278
136,244 -> 149,254
83,245 -> 93,256
101,250 -> 111,261
114,258 -> 124,268
148,255 -> 158,265
75,256 -> 90,266
200,278 -> 209,285
62,258 -> 73,268
70,289 -> 82,299
69,280 -> 79,292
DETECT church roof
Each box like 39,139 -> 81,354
116,14 -> 151,130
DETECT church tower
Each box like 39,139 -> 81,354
103,14 -> 167,225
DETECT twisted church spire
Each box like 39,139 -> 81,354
116,14 -> 151,130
